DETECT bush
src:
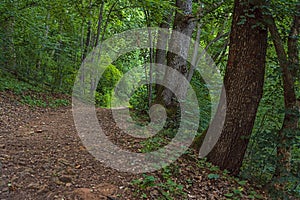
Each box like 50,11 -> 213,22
129,84 -> 151,113
96,64 -> 122,107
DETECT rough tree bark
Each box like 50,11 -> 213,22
157,0 -> 196,112
206,0 -> 268,175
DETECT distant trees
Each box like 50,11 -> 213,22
0,0 -> 154,92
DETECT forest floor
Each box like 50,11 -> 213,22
0,91 -> 269,200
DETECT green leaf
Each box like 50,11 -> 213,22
224,193 -> 234,197
254,194 -> 264,199
141,193 -> 147,198
208,173 -> 219,180
245,13 -> 255,18
238,180 -> 247,186
210,166 -> 219,172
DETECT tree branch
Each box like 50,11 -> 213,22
189,0 -> 225,22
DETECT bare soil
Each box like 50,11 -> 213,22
0,92 -> 267,199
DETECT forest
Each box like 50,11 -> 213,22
0,0 -> 299,199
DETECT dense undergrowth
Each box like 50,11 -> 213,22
0,72 -> 70,108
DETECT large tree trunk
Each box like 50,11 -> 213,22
206,0 -> 268,175
157,0 -> 196,112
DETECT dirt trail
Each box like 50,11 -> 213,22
0,92 -> 267,199
0,93 -> 129,199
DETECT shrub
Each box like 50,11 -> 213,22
96,64 -> 122,107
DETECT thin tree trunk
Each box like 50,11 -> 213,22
95,1 -> 105,47
100,1 -> 118,42
56,25 -> 63,90
288,5 -> 300,78
155,11 -> 173,93
43,12 -> 50,78
206,0 -> 268,175
1,16 -> 16,72
82,20 -> 92,61
266,8 -> 299,178
142,8 -> 154,107
82,1 -> 93,61
80,22 -> 85,95
187,27 -> 229,82
148,28 -> 154,107
187,22 -> 202,82
213,40 -> 229,67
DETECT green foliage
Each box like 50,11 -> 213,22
0,72 -> 42,94
208,173 -> 220,180
241,16 -> 300,197
129,84 -> 151,113
132,166 -> 186,200
96,64 -> 122,107
140,136 -> 168,153
0,72 -> 70,108
224,192 -> 234,198
190,70 -> 211,133
129,70 -> 211,137
20,95 -> 70,108
158,179 -> 185,200
224,187 -> 248,199
49,99 -> 70,108
132,174 -> 157,189
132,174 -> 157,199
21,95 -> 47,107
